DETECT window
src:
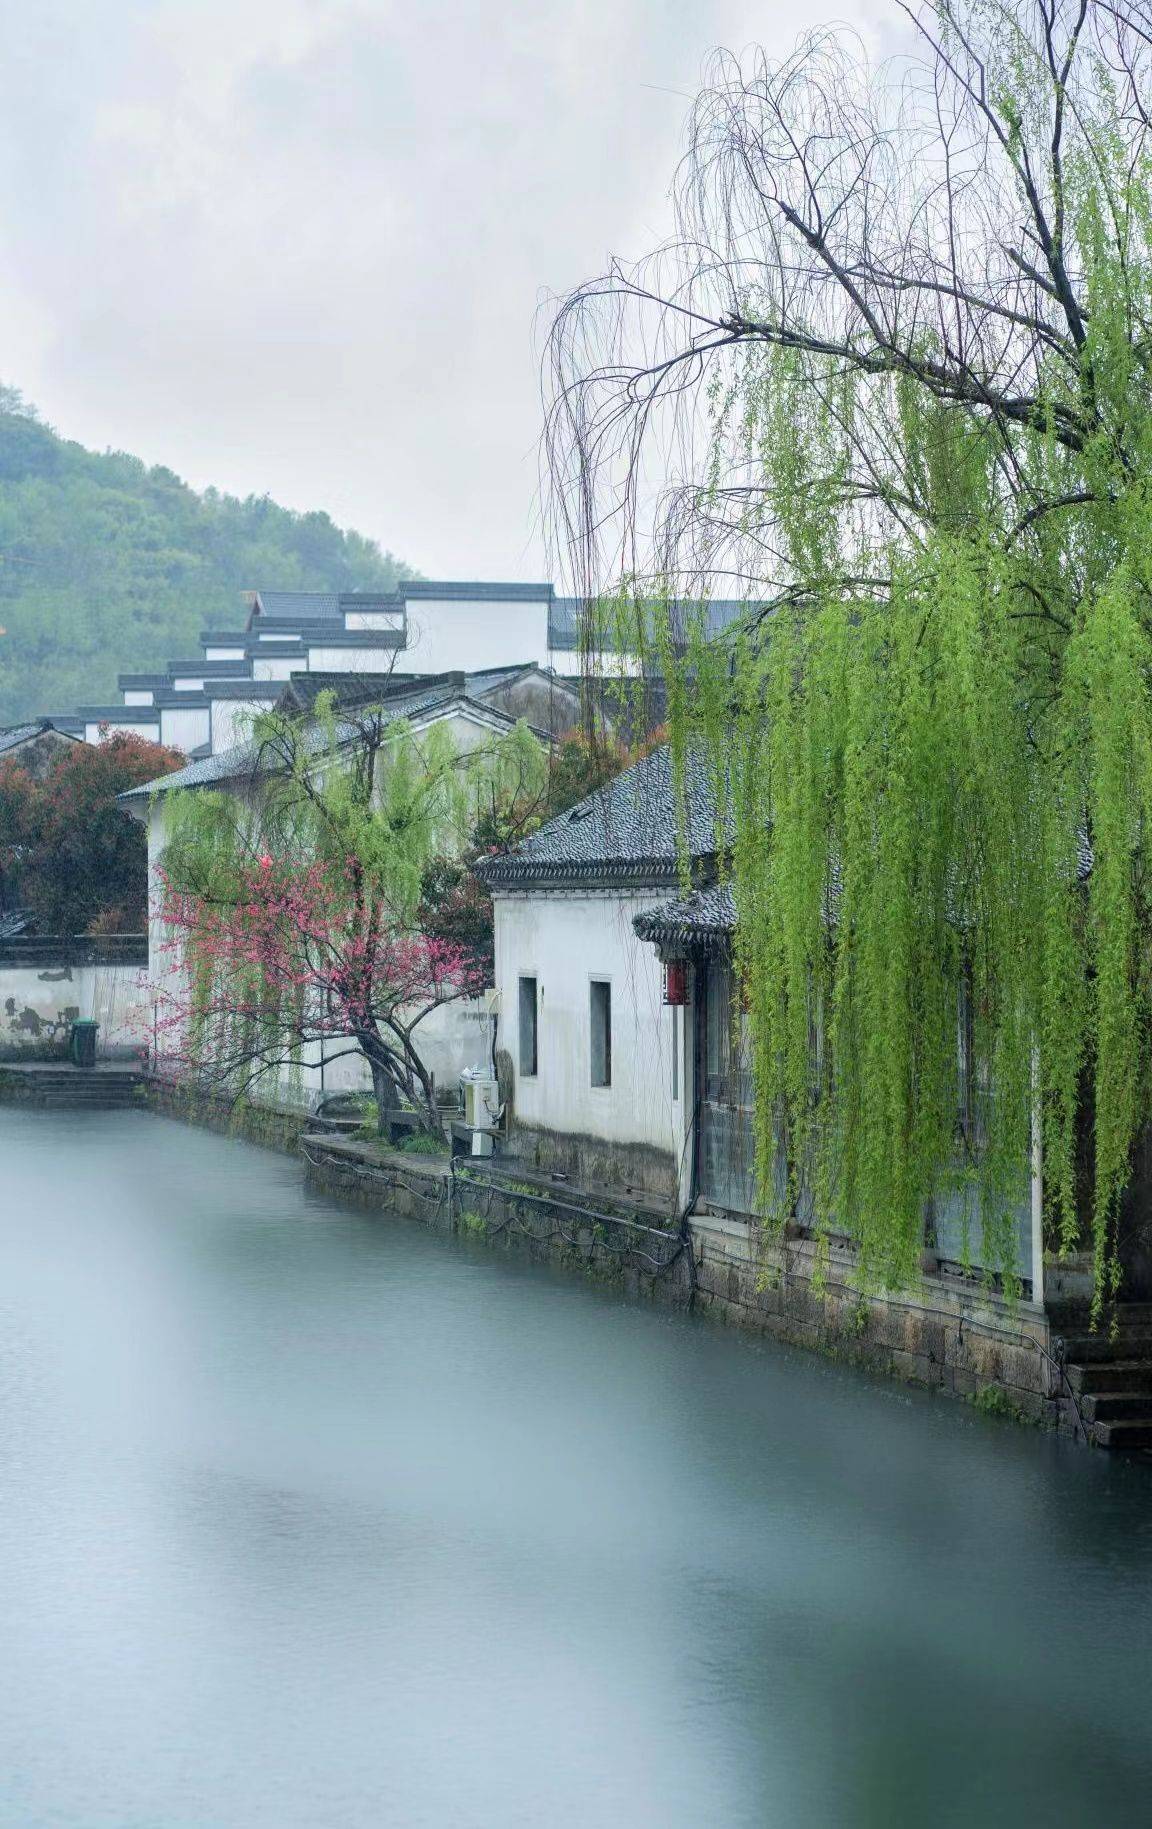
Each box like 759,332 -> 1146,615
590,979 -> 612,1087
518,976 -> 538,1077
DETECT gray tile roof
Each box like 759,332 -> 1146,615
119,679 -> 519,801
402,581 -> 552,603
275,666 -> 538,716
203,681 -> 285,700
166,659 -> 255,675
0,721 -> 45,754
248,590 -> 407,626
0,719 -> 82,756
475,745 -> 719,889
251,590 -> 341,622
36,715 -> 85,735
633,883 -> 735,949
76,705 -> 162,722
119,734 -> 259,797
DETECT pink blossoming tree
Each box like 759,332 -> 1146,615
154,695 -> 543,1136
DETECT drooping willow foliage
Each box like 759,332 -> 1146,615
546,0 -> 1152,1307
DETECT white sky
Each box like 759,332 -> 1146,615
0,0 -> 887,580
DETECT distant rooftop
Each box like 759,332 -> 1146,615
247,589 -> 406,627
402,581 -> 552,602
274,663 -> 544,716
0,718 -> 83,756
120,676 -> 521,802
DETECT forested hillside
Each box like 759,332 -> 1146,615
0,390 -> 414,722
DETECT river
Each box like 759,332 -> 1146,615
0,1106 -> 1150,1826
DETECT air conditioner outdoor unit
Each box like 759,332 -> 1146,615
461,1072 -> 500,1131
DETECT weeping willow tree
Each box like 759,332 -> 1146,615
157,695 -> 545,1134
546,0 -> 1152,1309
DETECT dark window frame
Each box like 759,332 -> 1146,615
589,977 -> 612,1088
518,974 -> 539,1078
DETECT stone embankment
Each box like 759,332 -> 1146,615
0,1062 -> 145,1109
9,1069 -> 1147,1449
299,1132 -> 693,1303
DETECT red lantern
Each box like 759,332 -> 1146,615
663,959 -> 688,1006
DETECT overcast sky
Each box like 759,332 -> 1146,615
0,0 -> 887,582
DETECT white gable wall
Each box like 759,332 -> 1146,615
160,703 -> 210,754
404,599 -> 549,673
345,610 -> 403,632
209,699 -> 266,753
251,655 -> 298,681
305,645 -> 398,673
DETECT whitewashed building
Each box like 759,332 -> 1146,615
476,747 -> 719,1204
478,745 -> 1041,1292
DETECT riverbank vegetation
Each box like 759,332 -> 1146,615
548,0 -> 1152,1311
0,731 -> 183,932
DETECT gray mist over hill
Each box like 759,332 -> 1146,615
0,0 -> 879,583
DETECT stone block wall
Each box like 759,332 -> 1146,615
505,1117 -> 680,1204
690,1211 -> 1060,1425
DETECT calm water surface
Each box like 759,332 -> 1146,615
0,1107 -> 1150,1827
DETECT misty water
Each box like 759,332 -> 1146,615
1,1108 -> 1151,1827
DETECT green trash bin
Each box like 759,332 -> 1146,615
69,1019 -> 99,1069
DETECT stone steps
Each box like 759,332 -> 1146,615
1067,1360 -> 1152,1396
1059,1330 -> 1152,1362
1089,1417 -> 1152,1451
1079,1391 -> 1152,1424
0,1067 -> 144,1109
1054,1306 -> 1152,1449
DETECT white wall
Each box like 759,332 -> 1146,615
404,599 -> 550,672
160,703 -> 211,754
209,699 -> 267,753
204,647 -> 246,661
546,647 -> 644,679
492,889 -> 686,1180
86,718 -> 161,744
305,645 -> 397,673
345,610 -> 403,632
251,655 -> 298,681
123,689 -> 154,706
294,997 -> 491,1103
0,960 -> 149,1057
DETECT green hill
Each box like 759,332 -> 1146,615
0,388 -> 415,723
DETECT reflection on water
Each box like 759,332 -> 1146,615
0,1107 -> 1149,1827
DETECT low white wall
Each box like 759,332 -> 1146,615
267,996 -> 493,1106
0,957 -> 149,1057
